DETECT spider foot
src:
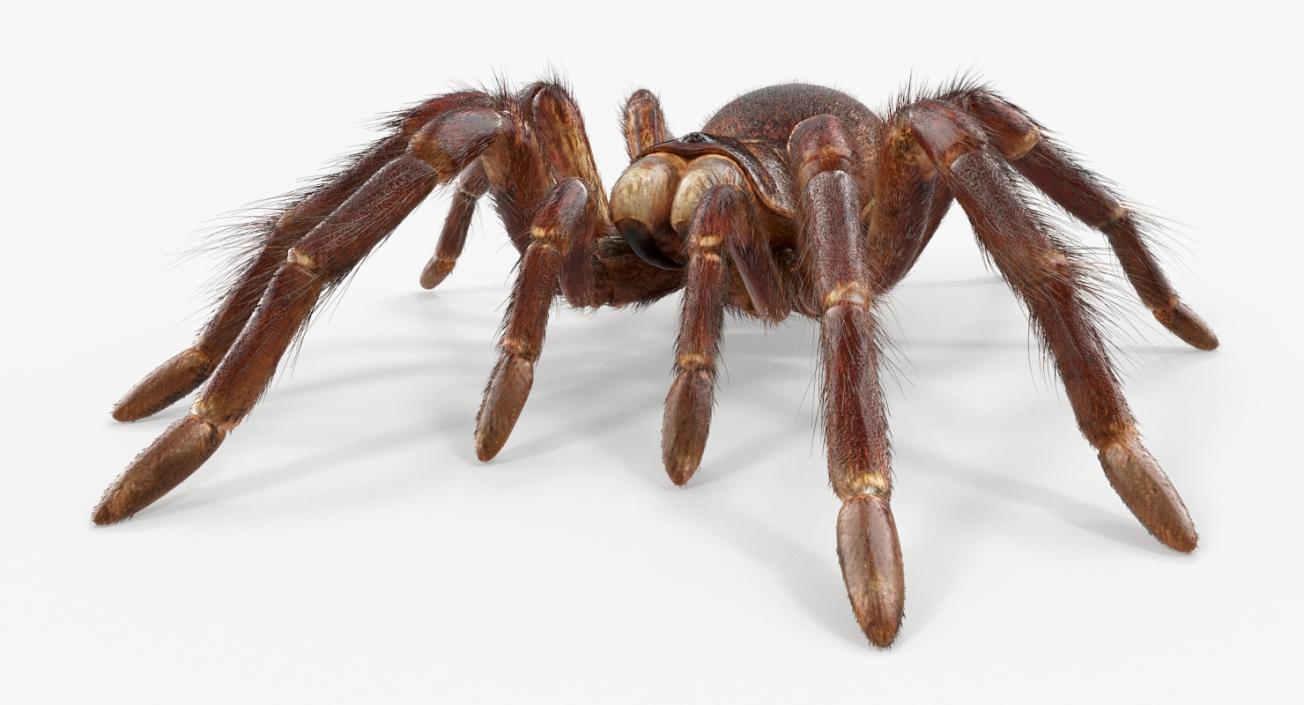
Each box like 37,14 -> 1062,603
836,494 -> 905,647
112,348 -> 213,422
1155,302 -> 1219,351
1099,438 -> 1198,552
474,354 -> 534,462
419,255 -> 457,290
94,415 -> 226,525
661,368 -> 712,486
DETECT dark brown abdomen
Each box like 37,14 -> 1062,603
704,84 -> 883,155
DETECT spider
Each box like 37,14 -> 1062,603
99,78 -> 1218,647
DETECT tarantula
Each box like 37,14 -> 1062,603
99,79 -> 1218,647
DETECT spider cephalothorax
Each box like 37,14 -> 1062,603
100,79 -> 1217,647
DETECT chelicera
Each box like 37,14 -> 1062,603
100,79 -> 1218,647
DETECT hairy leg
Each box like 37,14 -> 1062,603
523,82 -> 610,307
95,106 -> 510,524
868,112 -> 954,291
101,79 -> 688,521
112,92 -> 498,422
906,100 -> 1197,552
790,114 -> 902,647
474,179 -> 594,460
950,89 -> 1217,350
658,179 -> 786,484
661,186 -> 732,485
422,77 -> 629,298
473,81 -> 642,460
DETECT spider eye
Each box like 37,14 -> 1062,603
680,132 -> 712,144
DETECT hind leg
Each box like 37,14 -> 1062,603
950,88 -> 1217,350
112,92 -> 497,422
906,100 -> 1197,551
96,104 -> 513,523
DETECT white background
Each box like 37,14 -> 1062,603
3,2 -> 1299,702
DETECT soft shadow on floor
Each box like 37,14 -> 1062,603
899,441 -> 1171,555
100,275 -> 1208,640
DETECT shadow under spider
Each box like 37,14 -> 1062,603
115,275 -> 1203,640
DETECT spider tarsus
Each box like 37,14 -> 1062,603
112,348 -> 213,422
1098,439 -> 1198,553
93,415 -> 226,525
836,494 -> 905,648
474,355 -> 534,462
664,458 -> 699,487
661,370 -> 712,486
1156,302 -> 1219,351
419,255 -> 456,290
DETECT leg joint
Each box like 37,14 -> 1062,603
833,471 -> 892,502
959,91 -> 1042,160
1002,125 -> 1041,160
500,336 -> 540,362
822,281 -> 873,311
407,108 -> 507,180
285,246 -> 320,274
905,101 -> 987,169
690,233 -> 724,253
1093,203 -> 1130,230
999,247 -> 1078,291
676,352 -> 714,372
788,114 -> 857,191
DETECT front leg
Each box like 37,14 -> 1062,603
789,115 -> 903,647
475,179 -> 593,460
473,82 -> 650,459
658,178 -> 786,485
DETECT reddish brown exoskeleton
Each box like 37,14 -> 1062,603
101,80 -> 1217,647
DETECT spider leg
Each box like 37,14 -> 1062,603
420,160 -> 489,289
112,92 -> 496,421
523,82 -> 609,308
472,81 -> 616,457
905,100 -> 1197,552
790,115 -> 902,647
111,135 -> 405,422
94,107 -> 510,524
950,90 -> 1217,350
658,181 -> 782,484
474,179 -> 593,460
868,113 -> 955,291
621,88 -> 672,159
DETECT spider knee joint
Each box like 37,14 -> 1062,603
789,115 -> 856,189
676,352 -> 714,372
1093,203 -> 1130,229
823,281 -> 872,311
1044,250 -> 1072,273
188,402 -> 238,433
408,109 -> 507,179
501,336 -> 540,362
1004,125 -> 1041,160
835,472 -> 892,502
906,103 -> 986,168
1015,249 -> 1076,287
691,233 -> 723,253
960,92 -> 1041,160
528,226 -> 564,254
286,247 -> 320,273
